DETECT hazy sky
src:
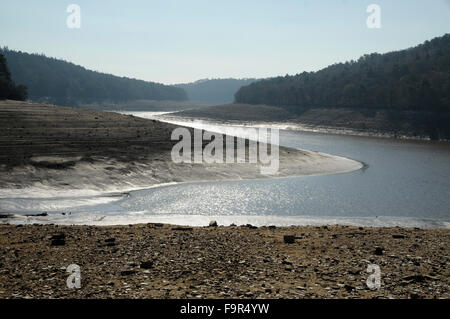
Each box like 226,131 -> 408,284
1,0 -> 449,84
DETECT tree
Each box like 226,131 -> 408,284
0,53 -> 28,101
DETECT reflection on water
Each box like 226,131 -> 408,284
1,113 -> 450,228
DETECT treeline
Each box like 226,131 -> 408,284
0,53 -> 27,101
0,48 -> 187,106
235,34 -> 450,114
175,78 -> 257,105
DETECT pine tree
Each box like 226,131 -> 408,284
0,53 -> 28,101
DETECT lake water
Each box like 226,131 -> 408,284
2,112 -> 450,228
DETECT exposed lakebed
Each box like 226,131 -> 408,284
1,112 -> 449,228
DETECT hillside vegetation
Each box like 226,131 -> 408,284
235,34 -> 450,113
0,48 -> 187,106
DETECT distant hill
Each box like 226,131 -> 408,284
175,78 -> 258,105
0,53 -> 27,101
0,48 -> 187,106
235,34 -> 450,113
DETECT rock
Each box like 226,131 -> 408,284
209,220 -> 218,227
104,238 -> 116,246
171,227 -> 193,231
50,233 -> 66,240
392,234 -> 406,239
50,233 -> 66,246
120,270 -> 137,276
348,268 -> 360,275
246,224 -> 257,229
283,235 -> 295,244
282,260 -> 293,266
50,239 -> 65,246
374,247 -> 384,255
140,261 -> 153,269
344,284 -> 355,292
402,274 -> 437,283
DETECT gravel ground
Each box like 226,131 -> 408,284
0,223 -> 448,299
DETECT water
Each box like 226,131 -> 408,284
1,112 -> 450,228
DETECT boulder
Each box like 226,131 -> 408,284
50,239 -> 65,246
50,233 -> 66,240
209,220 -> 218,227
50,233 -> 66,246
283,235 -> 295,244
140,261 -> 153,269
172,227 -> 193,231
374,247 -> 384,255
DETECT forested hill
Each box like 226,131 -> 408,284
175,78 -> 257,105
235,34 -> 450,113
0,48 -> 187,106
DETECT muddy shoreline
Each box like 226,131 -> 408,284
0,100 -> 361,194
161,113 -> 445,142
167,104 -> 450,141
